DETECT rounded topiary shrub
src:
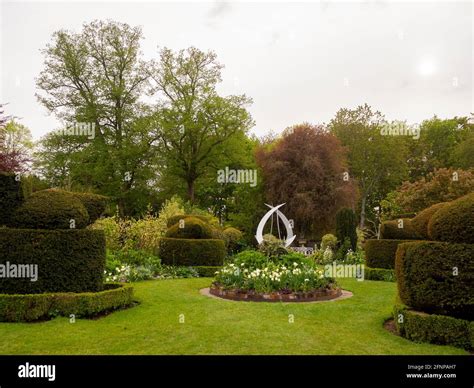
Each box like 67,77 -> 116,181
395,241 -> 474,320
13,189 -> 89,229
410,202 -> 447,239
380,218 -> 420,240
0,173 -> 24,227
166,214 -> 211,228
0,228 -> 106,294
166,216 -> 214,239
72,192 -> 108,223
428,193 -> 474,244
223,227 -> 243,251
364,239 -> 411,269
159,238 -> 226,266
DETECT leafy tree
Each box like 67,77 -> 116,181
256,123 -> 357,240
36,20 -> 156,216
328,104 -> 409,229
0,118 -> 32,173
383,168 -> 474,215
149,47 -> 254,203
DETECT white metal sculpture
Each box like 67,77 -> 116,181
255,203 -> 296,247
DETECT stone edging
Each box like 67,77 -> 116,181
200,287 -> 353,303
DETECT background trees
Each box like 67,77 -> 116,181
256,123 -> 357,239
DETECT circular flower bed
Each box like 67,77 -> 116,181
210,251 -> 341,302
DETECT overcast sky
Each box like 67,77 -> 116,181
1,0 -> 472,140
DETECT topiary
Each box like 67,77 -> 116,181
336,208 -> 358,251
159,238 -> 226,266
72,192 -> 108,223
0,173 -> 24,227
364,239 -> 412,269
13,189 -> 89,229
428,193 -> 474,244
395,241 -> 474,320
410,202 -> 447,239
320,234 -> 337,250
166,214 -> 211,228
380,218 -> 420,240
223,227 -> 244,253
165,216 -> 214,239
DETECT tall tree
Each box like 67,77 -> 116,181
256,123 -> 357,239
36,20 -> 156,215
0,118 -> 32,173
329,104 -> 409,229
149,47 -> 254,203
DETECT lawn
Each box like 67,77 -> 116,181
0,278 -> 468,355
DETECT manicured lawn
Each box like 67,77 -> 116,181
0,278 -> 468,355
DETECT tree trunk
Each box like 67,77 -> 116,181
187,180 -> 195,204
359,195 -> 366,229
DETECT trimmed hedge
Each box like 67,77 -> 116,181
72,192 -> 108,223
166,214 -> 211,228
380,219 -> 420,240
0,283 -> 134,322
364,239 -> 411,269
364,267 -> 395,282
395,241 -> 474,320
428,193 -> 474,244
159,238 -> 226,266
166,216 -> 214,239
13,189 -> 89,229
194,266 -> 222,277
223,227 -> 243,252
0,228 -> 106,294
410,202 -> 447,239
393,305 -> 473,350
0,173 -> 24,227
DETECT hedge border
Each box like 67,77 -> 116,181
393,305 -> 473,350
364,267 -> 395,282
0,283 -> 134,322
364,239 -> 413,269
194,266 -> 222,277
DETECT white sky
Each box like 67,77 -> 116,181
1,0 -> 473,140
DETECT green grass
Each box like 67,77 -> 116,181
0,278 -> 468,355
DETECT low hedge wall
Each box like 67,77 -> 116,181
395,241 -> 474,320
159,238 -> 226,266
194,266 -> 222,277
0,283 -> 134,322
380,219 -> 420,240
0,228 -> 106,294
364,239 -> 412,269
393,305 -> 473,350
364,267 -> 395,282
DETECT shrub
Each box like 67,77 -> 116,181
72,192 -> 108,223
428,193 -> 474,244
165,216 -> 214,239
123,214 -> 164,253
395,241 -> 474,320
223,227 -> 244,253
336,208 -> 358,251
194,266 -> 222,277
0,173 -> 24,227
159,238 -> 226,266
364,267 -> 395,282
91,217 -> 122,251
365,239 -> 411,269
393,305 -> 473,350
334,237 -> 352,261
0,283 -> 134,322
0,228 -> 106,294
14,189 -> 89,229
258,234 -> 289,257
320,234 -> 337,250
166,214 -> 211,228
410,202 -> 447,239
231,250 -> 268,269
310,247 -> 334,265
380,218 -> 420,240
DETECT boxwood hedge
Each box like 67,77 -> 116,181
159,238 -> 226,266
72,192 -> 108,223
410,202 -> 447,239
0,283 -> 134,322
380,219 -> 420,240
428,193 -> 474,244
364,267 -> 395,282
395,241 -> 474,320
364,239 -> 412,269
0,228 -> 106,294
166,217 -> 214,239
393,305 -> 473,350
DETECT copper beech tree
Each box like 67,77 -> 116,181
256,123 -> 358,240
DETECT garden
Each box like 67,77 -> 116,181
0,18 -> 473,356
